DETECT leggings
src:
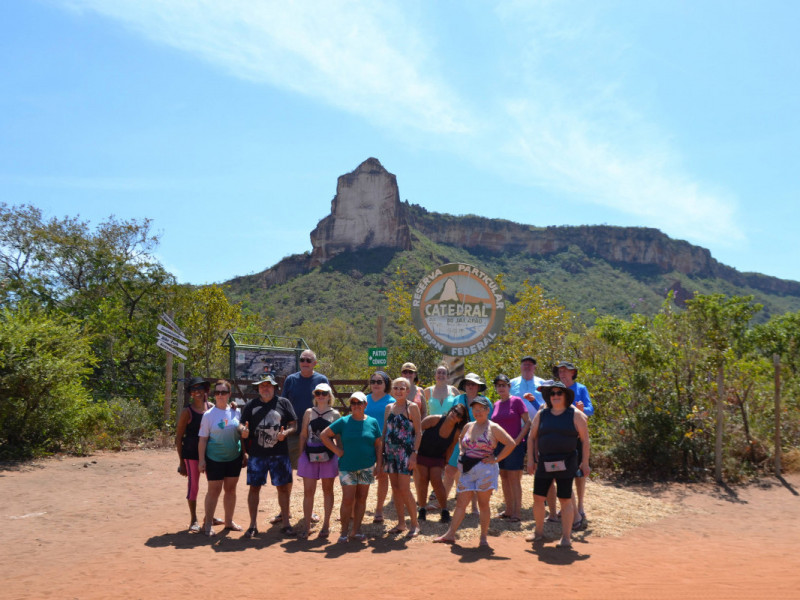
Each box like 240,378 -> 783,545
184,458 -> 200,501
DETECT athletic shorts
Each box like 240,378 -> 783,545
247,455 -> 293,487
533,474 -> 574,499
297,448 -> 339,480
496,441 -> 525,471
205,455 -> 243,481
339,466 -> 375,486
457,460 -> 499,493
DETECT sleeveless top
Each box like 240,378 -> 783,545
306,407 -> 337,447
419,415 -> 457,459
460,422 -> 494,459
535,406 -> 579,477
426,388 -> 456,416
385,407 -> 415,455
181,404 -> 208,460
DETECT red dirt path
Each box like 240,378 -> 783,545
1,448 -> 798,600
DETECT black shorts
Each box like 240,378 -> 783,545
205,455 -> 243,481
533,474 -> 573,499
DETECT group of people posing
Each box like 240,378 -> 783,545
175,352 -> 593,548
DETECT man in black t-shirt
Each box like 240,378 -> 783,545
238,374 -> 298,537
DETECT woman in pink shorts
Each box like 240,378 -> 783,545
297,382 -> 341,538
175,377 -> 213,532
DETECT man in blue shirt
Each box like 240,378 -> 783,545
510,356 -> 544,417
275,348 -> 328,524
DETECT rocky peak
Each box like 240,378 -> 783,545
309,158 -> 411,266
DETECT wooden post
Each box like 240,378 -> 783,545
774,354 -> 782,476
177,361 -> 186,426
164,351 -> 173,424
715,364 -> 724,483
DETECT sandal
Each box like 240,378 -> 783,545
372,515 -> 384,524
318,529 -> 330,538
525,532 -> 544,542
337,535 -> 349,543
243,527 -> 258,539
433,536 -> 455,544
203,524 -> 215,537
351,533 -> 367,542
388,527 -> 407,535
280,525 -> 296,537
224,522 -> 243,532
572,517 -> 583,531
188,522 -> 201,533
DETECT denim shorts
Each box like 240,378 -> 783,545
457,460 -> 499,492
246,455 -> 292,487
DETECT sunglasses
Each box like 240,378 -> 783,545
190,387 -> 206,393
550,390 -> 565,396
401,370 -> 415,375
299,357 -> 314,363
313,391 -> 329,396
349,402 -> 364,407
214,390 -> 230,395
391,385 -> 407,390
369,380 -> 384,384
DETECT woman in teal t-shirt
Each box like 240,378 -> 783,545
321,391 -> 382,543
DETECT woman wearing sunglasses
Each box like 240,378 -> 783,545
364,370 -> 393,523
382,377 -> 422,536
320,392 -> 383,542
526,380 -> 590,548
296,383 -> 340,538
197,379 -> 243,536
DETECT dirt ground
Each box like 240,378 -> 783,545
2,448 -> 799,600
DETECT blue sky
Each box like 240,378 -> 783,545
2,1 -> 798,285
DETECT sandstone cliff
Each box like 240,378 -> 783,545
309,158 -> 411,266
245,158 -> 800,298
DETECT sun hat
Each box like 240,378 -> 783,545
458,372 -> 487,393
187,376 -> 209,391
536,379 -> 575,406
349,391 -> 368,404
252,373 -> 278,386
552,361 -> 578,380
313,383 -> 332,394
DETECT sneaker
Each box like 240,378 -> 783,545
418,507 -> 427,521
440,509 -> 451,524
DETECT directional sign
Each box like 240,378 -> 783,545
368,347 -> 388,367
160,313 -> 185,336
157,338 -> 187,360
157,323 -> 189,344
157,332 -> 188,350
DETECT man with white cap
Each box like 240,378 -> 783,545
239,373 -> 298,538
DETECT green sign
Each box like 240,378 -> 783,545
368,347 -> 388,367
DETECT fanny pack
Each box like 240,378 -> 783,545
458,454 -> 483,473
305,444 -> 334,463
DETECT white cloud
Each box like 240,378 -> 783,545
62,0 -> 472,135
59,0 -> 744,246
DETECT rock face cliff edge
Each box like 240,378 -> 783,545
251,158 -> 800,296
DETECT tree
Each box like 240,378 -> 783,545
0,303 -> 99,457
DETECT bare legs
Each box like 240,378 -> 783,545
433,489 -> 493,546
375,471 -> 389,520
340,484 -> 370,539
276,482 -> 292,528
302,477 -> 335,536
203,480 -> 223,533
388,472 -> 419,535
203,476 -> 239,533
499,469 -> 523,519
532,492 -> 573,546
247,485 -> 262,530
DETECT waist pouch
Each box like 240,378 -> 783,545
538,451 -> 578,478
305,444 -> 334,463
459,454 -> 483,474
